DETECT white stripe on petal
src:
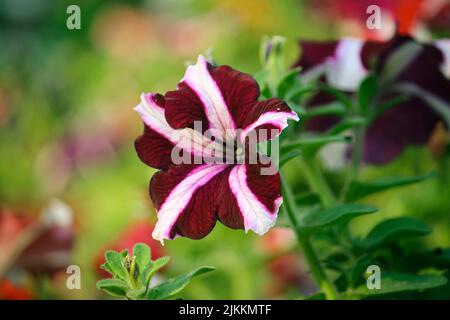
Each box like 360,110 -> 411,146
134,93 -> 223,159
435,40 -> 450,78
228,165 -> 281,235
182,55 -> 236,135
325,38 -> 368,91
152,164 -> 228,244
240,110 -> 299,143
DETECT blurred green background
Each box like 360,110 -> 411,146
0,0 -> 449,299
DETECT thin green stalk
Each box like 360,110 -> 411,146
281,172 -> 339,300
298,236 -> 339,300
351,127 -> 364,179
299,157 -> 336,208
340,127 -> 365,201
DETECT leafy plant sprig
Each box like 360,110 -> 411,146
259,36 -> 450,300
97,243 -> 215,300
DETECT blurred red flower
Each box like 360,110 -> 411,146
0,279 -> 34,300
0,200 -> 75,277
310,0 -> 449,39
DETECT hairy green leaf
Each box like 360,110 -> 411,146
105,250 -> 127,280
126,288 -> 146,300
146,266 -> 215,300
96,278 -> 128,298
133,243 -> 151,273
143,256 -> 170,286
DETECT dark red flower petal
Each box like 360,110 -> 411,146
164,55 -> 260,135
208,64 -> 260,125
165,82 -> 210,131
135,124 -> 175,171
149,161 -> 282,242
150,164 -> 229,241
237,98 -> 296,142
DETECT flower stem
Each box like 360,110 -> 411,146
281,172 -> 339,300
299,157 -> 336,208
351,127 -> 364,180
340,126 -> 365,201
298,236 -> 339,300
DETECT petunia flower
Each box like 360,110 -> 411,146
294,35 -> 450,164
134,55 -> 298,243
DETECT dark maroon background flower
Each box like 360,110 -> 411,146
1,206 -> 75,277
295,35 -> 450,164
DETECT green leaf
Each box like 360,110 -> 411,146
318,83 -> 353,110
253,69 -> 269,88
303,101 -> 346,119
286,85 -> 317,101
358,74 -> 378,116
400,249 -> 450,271
303,292 -> 326,300
298,204 -> 378,232
143,256 -> 170,286
105,250 -> 128,280
379,42 -> 422,84
277,68 -> 301,99
279,149 -> 301,167
360,217 -> 432,249
325,117 -> 366,136
352,272 -> 447,297
349,256 -> 373,288
344,172 -> 435,202
295,192 -> 321,206
282,135 -> 352,156
96,279 -> 128,298
369,94 -> 410,123
393,83 -> 450,129
126,288 -> 146,300
133,243 -> 151,273
286,101 -> 306,115
146,266 -> 215,300
100,262 -> 114,275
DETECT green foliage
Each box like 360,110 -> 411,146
281,135 -> 352,157
96,243 -> 215,300
358,217 -> 432,249
271,39 -> 450,300
146,267 -> 216,300
298,204 -> 378,233
344,172 -> 436,202
352,273 -> 448,298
